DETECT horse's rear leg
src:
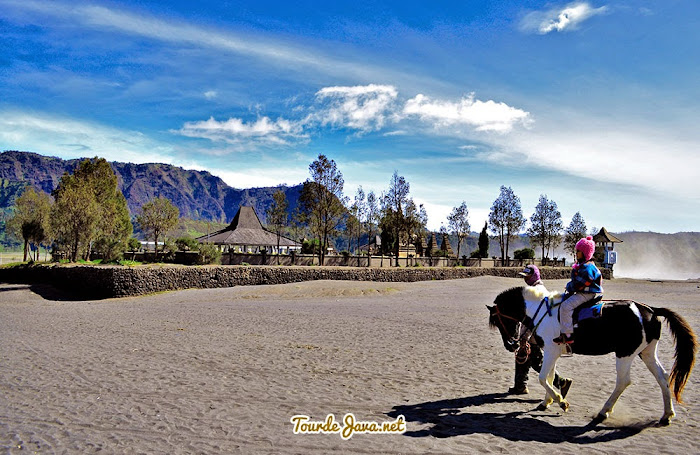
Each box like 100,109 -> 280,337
639,340 -> 675,425
597,355 -> 634,422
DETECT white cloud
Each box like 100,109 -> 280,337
403,93 -> 531,132
0,110 -> 176,164
176,116 -> 308,147
314,84 -> 399,133
178,85 -> 531,148
204,90 -> 218,100
486,121 -> 700,200
520,2 -> 608,34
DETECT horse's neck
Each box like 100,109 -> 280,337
522,284 -> 557,318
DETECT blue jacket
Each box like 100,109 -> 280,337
566,261 -> 603,294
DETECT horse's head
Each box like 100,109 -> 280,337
488,286 -> 528,352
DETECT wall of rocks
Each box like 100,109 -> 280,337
0,264 -> 611,299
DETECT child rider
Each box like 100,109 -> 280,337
553,236 -> 603,345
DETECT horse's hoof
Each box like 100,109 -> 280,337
658,416 -> 672,426
536,402 -> 548,411
559,400 -> 569,412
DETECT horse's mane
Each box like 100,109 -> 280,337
495,286 -> 525,307
490,286 -> 527,326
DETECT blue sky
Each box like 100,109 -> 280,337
1,0 -> 699,233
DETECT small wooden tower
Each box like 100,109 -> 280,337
592,227 -> 623,270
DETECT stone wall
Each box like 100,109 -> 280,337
0,264 -> 611,299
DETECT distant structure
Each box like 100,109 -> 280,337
593,227 -> 623,270
196,206 -> 301,254
439,232 -> 457,258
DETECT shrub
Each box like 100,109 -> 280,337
127,238 -> 142,252
175,236 -> 199,251
196,243 -> 221,265
514,248 -> 535,260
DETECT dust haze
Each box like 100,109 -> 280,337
610,232 -> 700,281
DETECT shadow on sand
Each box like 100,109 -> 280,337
388,393 -> 657,443
0,283 -> 91,302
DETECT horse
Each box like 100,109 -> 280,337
488,285 -> 697,425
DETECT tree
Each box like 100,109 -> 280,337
527,194 -> 563,259
51,158 -> 132,262
136,196 -> 179,261
365,190 -> 379,259
6,187 -> 52,262
564,212 -> 587,259
447,201 -> 470,260
266,189 -> 288,264
353,186 -> 366,255
298,154 -> 347,265
488,186 -> 525,261
380,171 -> 409,266
478,222 -> 489,258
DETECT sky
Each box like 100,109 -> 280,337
1,0 -> 699,234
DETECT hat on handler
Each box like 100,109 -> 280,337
518,264 -> 540,285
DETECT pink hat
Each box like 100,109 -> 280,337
518,264 -> 541,286
575,236 -> 596,262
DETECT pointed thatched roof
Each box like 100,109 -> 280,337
593,227 -> 623,244
426,233 -> 440,255
440,233 -> 457,258
196,206 -> 299,247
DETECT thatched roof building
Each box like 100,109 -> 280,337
593,227 -> 623,246
196,206 -> 300,253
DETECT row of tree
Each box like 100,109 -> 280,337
6,158 -> 180,262
265,154 -> 593,266
7,154 -> 594,265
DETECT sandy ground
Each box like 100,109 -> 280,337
1,276 -> 699,454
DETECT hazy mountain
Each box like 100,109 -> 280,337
0,150 -> 302,224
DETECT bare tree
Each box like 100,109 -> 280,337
365,190 -> 379,264
527,194 -> 563,259
564,212 -> 587,259
447,201 -> 470,260
380,171 -> 427,266
266,189 -> 288,264
6,187 -> 52,262
136,196 -> 179,261
299,154 -> 347,265
488,186 -> 525,262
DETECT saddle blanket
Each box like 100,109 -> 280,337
574,301 -> 604,323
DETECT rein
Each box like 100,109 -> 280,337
493,295 -> 563,364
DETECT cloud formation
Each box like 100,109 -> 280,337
0,110 -> 175,165
176,116 -> 307,146
314,84 -> 399,133
174,85 -> 531,147
520,2 -> 608,34
403,93 -> 531,132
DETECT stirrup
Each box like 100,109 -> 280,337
553,334 -> 574,345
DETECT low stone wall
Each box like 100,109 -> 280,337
0,264 -> 610,299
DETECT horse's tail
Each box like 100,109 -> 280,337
654,307 -> 698,403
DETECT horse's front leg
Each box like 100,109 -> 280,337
537,345 -> 567,411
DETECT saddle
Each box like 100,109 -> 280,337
572,294 -> 604,325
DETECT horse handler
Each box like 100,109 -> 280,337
509,265 -> 573,396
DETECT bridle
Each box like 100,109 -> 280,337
491,305 -> 529,351
492,295 -> 560,364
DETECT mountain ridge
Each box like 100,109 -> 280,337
0,150 -> 302,224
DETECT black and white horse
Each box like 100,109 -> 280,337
488,286 -> 697,425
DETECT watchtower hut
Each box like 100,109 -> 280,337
593,227 -> 623,270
